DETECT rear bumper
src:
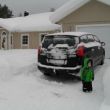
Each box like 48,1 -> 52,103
38,63 -> 81,74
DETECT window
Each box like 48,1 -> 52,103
2,32 -> 7,36
93,35 -> 100,42
42,35 -> 78,48
40,33 -> 47,42
80,35 -> 88,43
87,35 -> 95,42
22,35 -> 29,45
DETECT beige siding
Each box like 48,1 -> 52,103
12,32 -> 40,49
12,32 -> 21,49
58,0 -> 110,31
0,29 -> 58,49
29,32 -> 40,49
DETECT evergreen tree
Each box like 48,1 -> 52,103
0,4 -> 13,18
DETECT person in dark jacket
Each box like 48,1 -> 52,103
80,57 -> 94,92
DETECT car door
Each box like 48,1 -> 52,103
87,34 -> 97,66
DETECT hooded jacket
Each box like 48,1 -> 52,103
80,57 -> 94,82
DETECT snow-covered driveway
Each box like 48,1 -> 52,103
0,49 -> 109,110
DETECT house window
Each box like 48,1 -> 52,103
21,35 -> 29,45
40,33 -> 47,42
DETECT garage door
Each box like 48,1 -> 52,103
76,24 -> 110,58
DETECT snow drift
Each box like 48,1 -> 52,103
100,66 -> 110,110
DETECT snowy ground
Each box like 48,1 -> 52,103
0,49 -> 109,110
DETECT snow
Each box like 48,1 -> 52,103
77,41 -> 101,48
50,0 -> 110,23
100,66 -> 110,110
50,0 -> 90,23
0,49 -> 109,110
55,44 -> 69,48
98,0 -> 110,6
47,32 -> 91,36
0,12 -> 61,32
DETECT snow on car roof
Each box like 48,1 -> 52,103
46,32 -> 91,37
0,12 -> 61,32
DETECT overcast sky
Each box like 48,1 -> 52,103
0,0 -> 68,16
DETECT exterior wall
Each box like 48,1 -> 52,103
12,32 -> 40,49
58,0 -> 110,32
0,29 -> 59,49
29,32 -> 39,49
12,31 -> 58,49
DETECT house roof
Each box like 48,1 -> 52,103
50,0 -> 110,23
0,12 -> 61,32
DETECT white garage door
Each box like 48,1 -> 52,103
76,24 -> 110,58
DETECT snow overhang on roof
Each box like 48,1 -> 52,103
50,0 -> 110,23
98,0 -> 110,6
0,12 -> 61,32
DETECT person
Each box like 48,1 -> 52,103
80,57 -> 94,92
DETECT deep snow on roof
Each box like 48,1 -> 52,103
50,0 -> 110,23
47,32 -> 91,36
0,12 -> 61,32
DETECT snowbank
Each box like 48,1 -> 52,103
100,67 -> 110,110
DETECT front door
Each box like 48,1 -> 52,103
1,31 -> 8,50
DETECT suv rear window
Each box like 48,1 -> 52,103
42,35 -> 78,48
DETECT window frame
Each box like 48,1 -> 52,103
21,34 -> 29,48
39,33 -> 48,43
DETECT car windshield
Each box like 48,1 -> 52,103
42,35 -> 78,48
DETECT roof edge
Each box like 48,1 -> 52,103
50,0 -> 90,23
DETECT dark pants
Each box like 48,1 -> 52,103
82,81 -> 93,92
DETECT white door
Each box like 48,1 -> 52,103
76,24 -> 110,58
1,31 -> 8,50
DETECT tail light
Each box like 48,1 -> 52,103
38,46 -> 43,55
76,46 -> 85,57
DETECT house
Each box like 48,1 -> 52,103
0,12 -> 61,49
51,0 -> 110,58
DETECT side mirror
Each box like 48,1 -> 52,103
101,42 -> 105,46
